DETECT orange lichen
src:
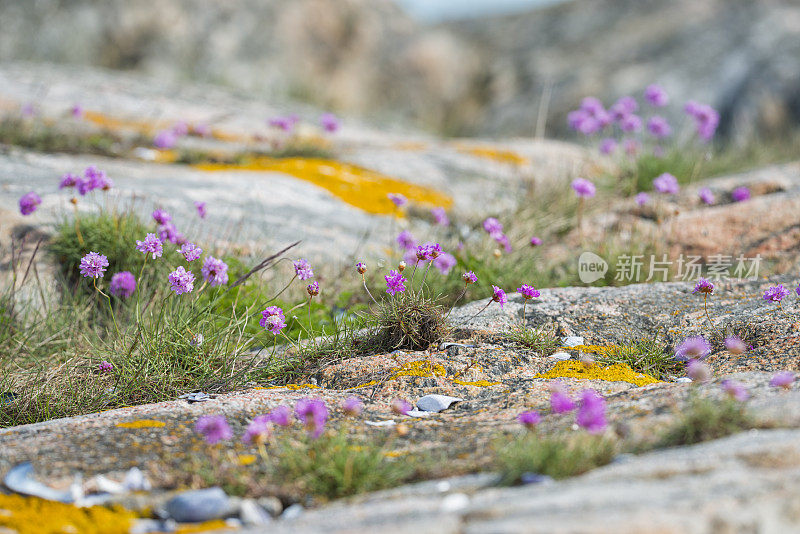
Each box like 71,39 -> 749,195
194,158 -> 452,216
0,494 -> 135,534
455,145 -> 530,166
115,419 -> 166,429
535,361 -> 660,387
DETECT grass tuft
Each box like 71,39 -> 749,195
597,336 -> 682,380
503,323 -> 560,355
370,291 -> 448,352
657,396 -> 754,448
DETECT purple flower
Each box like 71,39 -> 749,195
391,398 -> 412,415
722,336 -> 745,355
152,210 -> 171,225
20,103 -> 36,117
320,113 -> 340,133
567,109 -> 589,131
653,173 -> 679,195
675,336 -> 711,361
431,207 -> 449,226
59,173 -> 80,189
342,396 -> 364,416
530,236 -> 542,247
492,232 -> 512,253
202,256 -> 229,286
619,113 -> 642,133
721,379 -> 750,402
135,233 -> 163,259
268,115 -> 298,132
260,306 -> 286,334
635,192 -> 650,206
571,178 -> 596,198
293,259 -> 314,281
685,102 -> 719,141
577,115 -> 601,136
178,243 -> 202,263
550,388 -> 576,414
610,96 -> 638,120
157,222 -> 179,244
517,284 -> 540,300
644,84 -> 669,107
295,398 -> 328,439
385,270 -> 407,295
242,415 -> 273,444
168,266 -> 195,295
269,405 -> 292,426
491,285 -> 507,307
396,230 -> 417,250
692,277 -> 714,295
414,244 -> 434,261
770,371 -> 795,389
110,271 -> 136,298
580,97 -> 604,115
576,389 -> 607,434
153,130 -> 177,149
483,217 -> 504,234
71,104 -> 83,118
686,359 -> 712,383
599,138 -> 617,155
356,262 -> 367,275
699,187 -> 715,205
731,186 -> 751,202
98,360 -> 113,373
195,415 -> 232,445
79,252 -> 109,279
462,271 -> 477,284
172,121 -> 189,137
388,193 -> 407,208
647,116 -> 672,139
83,166 -> 112,191
763,284 -> 790,303
433,253 -> 457,275
307,281 -> 320,297
19,192 -> 42,215
194,201 -> 207,218
518,411 -> 541,429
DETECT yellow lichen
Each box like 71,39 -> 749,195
0,494 -> 135,534
564,345 -> 619,355
254,383 -> 319,390
237,454 -> 257,466
176,520 -> 234,533
115,419 -> 166,429
390,360 -> 446,379
535,361 -> 660,387
451,378 -> 502,387
194,158 -> 452,216
455,145 -> 530,166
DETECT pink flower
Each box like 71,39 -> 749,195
431,207 -> 449,226
195,201 -> 207,218
385,270 -> 407,295
433,253 -> 457,275
550,385 -> 575,414
518,411 -> 540,429
491,285 -> 507,307
576,389 -> 607,434
388,193 -> 407,207
342,396 -> 364,416
721,379 -> 749,402
770,371 -> 795,389
686,359 -> 711,383
392,398 -> 412,415
260,306 -> 286,334
571,178 -> 596,198
530,236 -> 542,247
195,415 -> 233,445
242,415 -> 273,444
19,192 -> 42,215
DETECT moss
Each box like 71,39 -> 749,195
535,361 -> 660,387
0,494 -> 135,534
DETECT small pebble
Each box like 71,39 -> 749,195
549,352 -> 572,361
164,487 -> 231,522
440,493 -> 470,512
520,473 -> 554,485
562,336 -> 584,347
675,377 -> 692,383
239,499 -> 272,525
282,503 -> 304,520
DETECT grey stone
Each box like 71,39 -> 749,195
281,503 -> 304,520
257,496 -> 284,517
562,336 -> 584,347
239,499 -> 273,526
548,351 -> 572,361
416,394 -> 464,413
164,487 -> 232,522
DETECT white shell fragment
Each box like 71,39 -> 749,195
562,336 -> 584,347
416,394 -> 464,413
3,462 -> 75,503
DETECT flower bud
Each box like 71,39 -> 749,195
493,249 -> 502,258
356,262 -> 367,274
398,261 -> 406,272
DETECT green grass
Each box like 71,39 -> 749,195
657,396 -> 754,448
503,324 -> 560,355
597,336 -> 682,380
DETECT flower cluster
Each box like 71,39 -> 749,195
763,284 -> 789,303
653,173 -> 679,195
482,218 -> 512,252
168,266 -> 195,295
295,398 -> 329,438
179,242 -> 203,262
18,192 -> 42,215
110,271 -> 136,298
293,259 -> 314,281
674,336 -> 711,361
571,178 -> 596,198
79,252 -> 109,279
136,233 -> 163,259
385,270 -> 407,295
260,306 -> 287,334
202,256 -> 229,286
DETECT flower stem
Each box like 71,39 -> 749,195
361,275 -> 377,304
94,277 -> 120,337
458,299 -> 493,327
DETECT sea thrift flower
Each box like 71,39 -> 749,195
168,266 -> 195,295
172,121 -> 189,137
396,230 -> 416,250
699,187 -> 715,205
675,336 -> 711,361
685,102 -> 719,141
619,113 -> 642,133
644,84 -> 669,107
293,259 -> 314,280
342,396 -> 364,416
202,256 -> 229,286
483,217 -> 503,234
260,306 -> 286,334
392,398 -> 412,415
599,138 -> 617,155
157,222 -> 179,244
195,415 -> 232,445
79,252 -> 109,279
431,207 -> 449,226
610,96 -> 638,120
307,281 -> 320,297
269,405 -> 292,426
721,379 -> 750,402
388,193 -> 407,207
20,103 -> 36,117
571,178 -> 596,198
433,253 -> 457,275
518,284 -> 540,299
693,278 -> 714,295
635,192 -> 650,206
179,243 -> 202,262
59,173 -> 80,189
194,201 -> 207,218
550,383 -> 576,414
491,285 -> 507,307
98,361 -> 113,373
770,371 -> 795,389
83,166 -> 111,191
152,210 -> 172,225
295,398 -> 328,438
576,389 -> 607,434
530,236 -> 542,246
647,116 -> 672,139
686,359 -> 712,383
319,112 -> 340,133
71,104 -> 83,118
242,415 -> 273,444
268,115 -> 299,131
518,411 -> 541,429
763,284 -> 789,303
492,232 -> 512,253
725,336 -> 746,355
462,271 -> 477,284
153,130 -> 177,149
398,261 -> 406,272
580,97 -> 604,115
356,262 -> 367,274
731,186 -> 751,202
653,173 -> 679,195
18,192 -> 42,215
135,233 -> 163,259
110,271 -> 136,298
385,270 -> 407,295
